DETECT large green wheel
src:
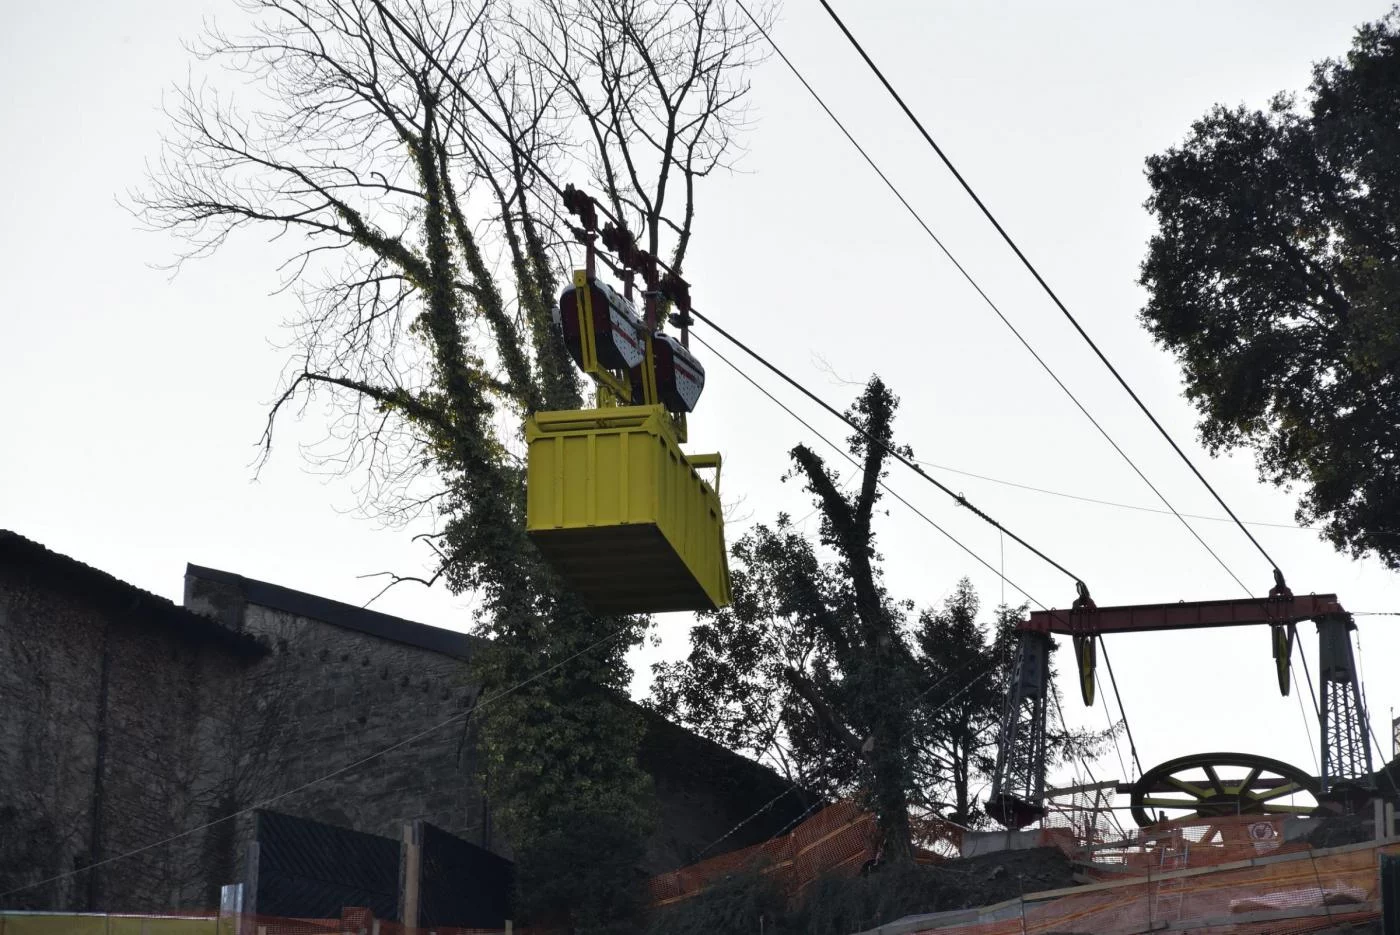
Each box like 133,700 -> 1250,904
1129,752 -> 1320,827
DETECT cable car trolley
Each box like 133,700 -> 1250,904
525,189 -> 730,615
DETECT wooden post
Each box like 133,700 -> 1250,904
1376,798 -> 1386,841
399,821 -> 422,931
504,923 -> 512,935
1386,802 -> 1395,838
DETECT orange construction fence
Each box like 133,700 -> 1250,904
647,799 -> 880,907
0,909 -> 551,935
887,838 -> 1392,935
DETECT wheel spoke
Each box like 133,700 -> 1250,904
1140,796 -> 1201,810
1251,781 -> 1303,803
1241,765 -> 1263,793
1130,754 -> 1319,828
1254,803 -> 1314,814
1163,776 -> 1210,800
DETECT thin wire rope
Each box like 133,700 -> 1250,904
728,0 -> 1252,598
1096,670 -> 1131,783
1050,685 -> 1127,838
689,316 -> 1084,587
378,0 -> 1311,812
700,335 -> 1123,818
812,0 -> 1285,580
0,617 -> 637,902
1293,626 -> 1324,723
1293,663 -> 1323,774
766,794 -> 829,842
690,785 -> 802,862
694,658 -> 1002,862
695,333 -> 1044,607
1353,630 -> 1388,782
386,0 -> 1254,604
915,458 -> 1329,533
1351,631 -> 1400,795
1098,636 -> 1142,778
1364,716 -> 1400,802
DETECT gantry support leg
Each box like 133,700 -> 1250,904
989,631 -> 1051,829
1317,614 -> 1374,799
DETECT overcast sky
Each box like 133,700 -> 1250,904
4,0 -> 1398,809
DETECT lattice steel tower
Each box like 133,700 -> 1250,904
987,631 -> 1051,829
1316,614 -> 1374,794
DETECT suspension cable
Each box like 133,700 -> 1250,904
690,320 -> 1085,587
727,0 -> 1258,599
1098,636 -> 1142,778
811,0 -> 1286,581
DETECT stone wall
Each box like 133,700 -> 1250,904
0,562 -> 252,912
185,566 -> 814,880
1,540 -> 813,915
184,568 -> 489,884
227,603 -> 485,846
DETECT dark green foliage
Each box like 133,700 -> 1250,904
658,378 -> 924,859
1141,8 -> 1400,568
515,807 -> 650,932
642,868 -> 791,935
912,583 -> 1018,827
654,381 -> 1120,856
643,847 -> 1076,935
790,863 -> 945,935
912,588 -> 1117,828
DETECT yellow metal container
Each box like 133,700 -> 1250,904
526,405 -> 730,614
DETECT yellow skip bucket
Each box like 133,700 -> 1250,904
526,405 -> 731,614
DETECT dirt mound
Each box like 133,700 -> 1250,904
918,846 -> 1077,910
645,846 -> 1077,935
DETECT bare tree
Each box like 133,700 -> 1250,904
139,0 -> 770,922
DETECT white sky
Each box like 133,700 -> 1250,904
4,0 -> 1398,806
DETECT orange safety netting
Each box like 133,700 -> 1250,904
901,839 -> 1391,935
646,801 -> 1395,933
1076,813 -> 1312,880
0,910 -> 551,935
646,799 -> 880,907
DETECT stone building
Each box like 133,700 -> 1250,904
0,530 -> 812,914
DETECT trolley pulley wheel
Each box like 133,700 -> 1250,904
1129,752 -> 1319,827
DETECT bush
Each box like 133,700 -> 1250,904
515,809 -> 648,933
642,868 -> 791,935
642,847 -> 1075,935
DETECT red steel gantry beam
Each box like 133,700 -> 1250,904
1020,594 -> 1345,635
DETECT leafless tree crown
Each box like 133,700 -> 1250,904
140,0 -> 771,543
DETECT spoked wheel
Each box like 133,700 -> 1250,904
1129,752 -> 1320,828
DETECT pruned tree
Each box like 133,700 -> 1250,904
654,383 -> 1123,855
657,379 -> 925,862
138,0 -> 770,925
1141,7 -> 1400,569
